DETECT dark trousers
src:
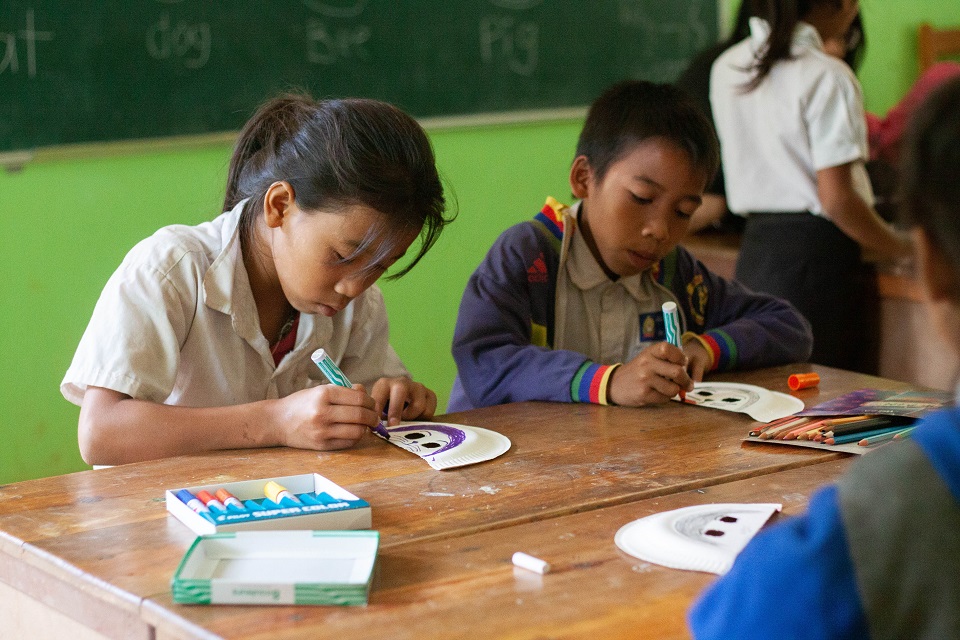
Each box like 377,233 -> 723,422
735,213 -> 875,372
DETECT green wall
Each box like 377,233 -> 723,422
2,1 -> 958,484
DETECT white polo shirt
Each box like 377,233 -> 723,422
710,18 -> 874,216
553,202 -> 675,364
61,202 -> 407,408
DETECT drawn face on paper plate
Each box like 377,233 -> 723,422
686,386 -> 759,412
386,424 -> 466,456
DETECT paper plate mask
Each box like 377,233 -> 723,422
377,422 -> 511,470
678,382 -> 804,423
615,503 -> 782,575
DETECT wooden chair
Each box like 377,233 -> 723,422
918,23 -> 960,74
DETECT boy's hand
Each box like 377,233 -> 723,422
371,377 -> 438,426
682,339 -> 712,383
275,384 -> 378,450
609,342 -> 694,407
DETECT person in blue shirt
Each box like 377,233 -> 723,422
689,75 -> 960,640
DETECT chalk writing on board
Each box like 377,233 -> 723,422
617,0 -> 710,81
479,15 -> 539,76
145,12 -> 211,69
306,19 -> 371,65
489,0 -> 544,8
0,9 -> 54,78
303,0 -> 369,19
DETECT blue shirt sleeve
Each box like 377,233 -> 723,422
688,485 -> 870,640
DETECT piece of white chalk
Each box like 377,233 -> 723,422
512,551 -> 551,574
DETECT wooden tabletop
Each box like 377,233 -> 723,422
0,365 -> 916,639
143,459 -> 854,640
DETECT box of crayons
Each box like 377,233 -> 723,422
172,529 -> 379,606
166,473 -> 372,536
744,388 -> 951,455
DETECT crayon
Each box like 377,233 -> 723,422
311,348 -> 391,439
661,302 -> 686,401
264,480 -> 302,506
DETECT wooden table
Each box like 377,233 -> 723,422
0,365 -> 914,640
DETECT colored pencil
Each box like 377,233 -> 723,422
893,426 -> 917,440
825,425 -> 912,445
857,427 -> 914,446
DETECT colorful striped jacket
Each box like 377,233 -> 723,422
447,198 -> 813,411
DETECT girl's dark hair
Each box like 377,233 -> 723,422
575,80 -> 720,186
899,76 -> 960,276
744,0 -> 847,90
224,93 -> 450,279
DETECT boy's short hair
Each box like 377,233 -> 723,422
575,80 -> 720,185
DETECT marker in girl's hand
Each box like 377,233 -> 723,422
661,301 -> 687,401
311,348 -> 391,439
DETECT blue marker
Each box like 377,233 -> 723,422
661,301 -> 687,401
175,489 -> 215,523
311,348 -> 391,439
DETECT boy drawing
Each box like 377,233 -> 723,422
448,81 -> 812,411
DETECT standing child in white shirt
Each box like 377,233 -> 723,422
62,94 -> 451,465
709,0 -> 910,370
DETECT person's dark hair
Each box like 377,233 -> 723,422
843,12 -> 866,73
743,0 -> 845,90
575,80 -> 720,186
899,76 -> 960,276
224,93 -> 451,279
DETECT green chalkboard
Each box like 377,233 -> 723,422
0,1 -> 718,154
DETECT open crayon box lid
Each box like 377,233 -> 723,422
172,529 -> 379,606
165,473 -> 372,536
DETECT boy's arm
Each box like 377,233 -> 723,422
679,251 -> 814,371
452,228 -> 615,408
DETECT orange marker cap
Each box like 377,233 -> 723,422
788,372 -> 820,391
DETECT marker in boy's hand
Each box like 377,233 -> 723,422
608,341 -> 694,406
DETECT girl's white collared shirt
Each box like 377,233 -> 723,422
62,202 -> 407,408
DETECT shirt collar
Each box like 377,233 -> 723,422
202,200 -> 247,317
566,203 -> 652,301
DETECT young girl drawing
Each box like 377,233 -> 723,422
62,94 -> 451,465
690,75 -> 960,640
709,0 -> 911,370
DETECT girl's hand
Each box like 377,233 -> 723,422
371,377 -> 438,426
608,342 -> 694,407
275,384 -> 379,450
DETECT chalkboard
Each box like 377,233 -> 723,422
0,1 -> 718,155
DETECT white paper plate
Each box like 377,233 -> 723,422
678,381 -> 804,423
379,422 -> 511,470
615,503 -> 782,575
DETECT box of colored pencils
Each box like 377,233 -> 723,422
166,473 -> 371,536
172,529 -> 379,606
744,414 -> 917,455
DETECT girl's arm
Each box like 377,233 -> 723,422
817,162 -> 912,258
79,384 -> 379,466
